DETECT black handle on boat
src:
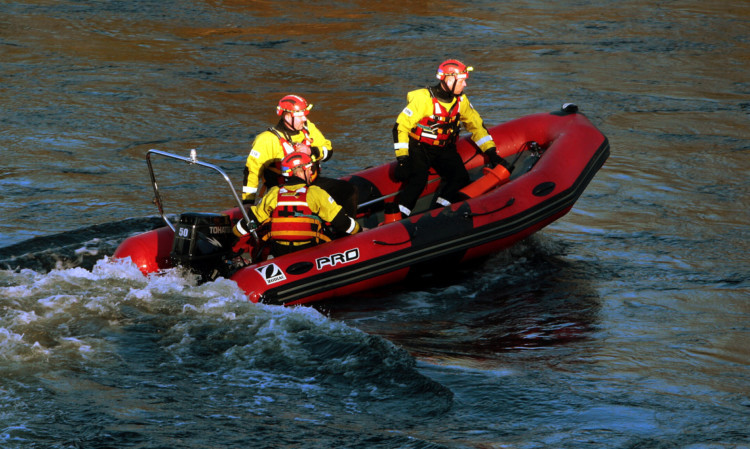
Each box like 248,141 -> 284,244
145,149 -> 255,238
463,197 -> 515,218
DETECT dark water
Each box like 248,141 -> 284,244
2,1 -> 749,448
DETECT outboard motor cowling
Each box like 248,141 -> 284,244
170,212 -> 234,281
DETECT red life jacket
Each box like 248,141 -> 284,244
269,126 -> 313,156
409,92 -> 463,146
264,186 -> 330,243
263,126 -> 314,187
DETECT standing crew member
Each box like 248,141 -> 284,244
392,59 -> 513,217
235,152 -> 361,257
242,94 -> 358,217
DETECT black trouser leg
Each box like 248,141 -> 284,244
314,176 -> 359,218
397,145 -> 430,212
398,143 -> 469,212
432,146 -> 470,203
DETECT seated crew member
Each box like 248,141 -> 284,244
242,94 -> 358,217
234,151 -> 361,257
392,59 -> 514,217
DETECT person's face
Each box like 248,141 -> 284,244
284,112 -> 307,131
444,75 -> 467,95
305,164 -> 318,184
294,164 -> 316,184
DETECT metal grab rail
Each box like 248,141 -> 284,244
146,149 -> 253,234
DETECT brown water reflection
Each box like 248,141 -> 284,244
1,1 -> 748,446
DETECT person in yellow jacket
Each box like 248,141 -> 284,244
235,152 -> 361,257
242,94 -> 358,217
392,59 -> 513,217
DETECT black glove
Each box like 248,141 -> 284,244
315,146 -> 332,162
311,146 -> 332,163
394,156 -> 412,181
310,146 -> 321,162
486,149 -> 513,172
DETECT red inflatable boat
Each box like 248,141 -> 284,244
113,105 -> 609,306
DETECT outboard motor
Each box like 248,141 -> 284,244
170,212 -> 234,282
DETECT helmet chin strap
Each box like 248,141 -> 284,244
441,78 -> 459,96
283,114 -> 296,131
292,166 -> 312,185
307,163 -> 320,185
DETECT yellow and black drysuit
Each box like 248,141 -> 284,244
242,120 -> 358,216
242,177 -> 360,256
392,84 -> 505,215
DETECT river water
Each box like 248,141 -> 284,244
1,1 -> 748,448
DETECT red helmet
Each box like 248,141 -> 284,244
280,151 -> 314,177
436,59 -> 473,80
276,94 -> 313,117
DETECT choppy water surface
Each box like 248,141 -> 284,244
2,1 -> 749,448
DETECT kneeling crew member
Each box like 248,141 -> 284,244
234,151 -> 361,257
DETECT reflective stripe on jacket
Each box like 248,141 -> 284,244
408,94 -> 462,146
393,87 -> 495,157
250,183 -> 346,243
242,121 -> 331,201
265,186 -> 330,243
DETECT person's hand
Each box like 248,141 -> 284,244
309,146 -> 321,162
233,218 -> 258,238
486,149 -> 513,172
394,156 -> 411,181
293,142 -> 312,156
